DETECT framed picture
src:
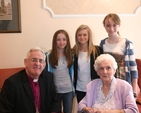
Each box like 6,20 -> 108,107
0,0 -> 21,33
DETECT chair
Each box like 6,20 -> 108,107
136,59 -> 141,112
136,59 -> 141,91
0,67 -> 24,91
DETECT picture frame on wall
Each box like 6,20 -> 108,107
0,0 -> 21,33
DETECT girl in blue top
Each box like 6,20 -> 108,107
45,29 -> 74,113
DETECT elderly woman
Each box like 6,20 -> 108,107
78,54 -> 139,113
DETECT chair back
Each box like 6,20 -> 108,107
0,67 -> 24,91
136,59 -> 141,91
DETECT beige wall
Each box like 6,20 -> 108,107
0,0 -> 141,68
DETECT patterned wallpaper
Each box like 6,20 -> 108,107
43,0 -> 141,17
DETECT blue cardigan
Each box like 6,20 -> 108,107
100,38 -> 138,83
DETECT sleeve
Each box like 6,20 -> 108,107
48,73 -> 61,112
78,90 -> 88,111
98,46 -> 103,54
45,51 -> 53,72
99,40 -> 103,48
0,79 -> 15,113
128,42 -> 138,78
99,38 -> 107,49
78,81 -> 97,111
121,81 -> 139,113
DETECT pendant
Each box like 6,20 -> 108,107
36,109 -> 39,113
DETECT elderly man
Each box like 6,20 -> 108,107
0,47 -> 61,113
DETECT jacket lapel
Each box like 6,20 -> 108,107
38,73 -> 45,107
22,70 -> 34,102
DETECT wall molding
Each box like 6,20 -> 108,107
42,0 -> 141,18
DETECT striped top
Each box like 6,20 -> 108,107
100,38 -> 138,83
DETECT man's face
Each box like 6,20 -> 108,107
24,50 -> 46,79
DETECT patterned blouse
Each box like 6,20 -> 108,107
92,77 -> 116,110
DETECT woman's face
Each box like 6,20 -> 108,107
104,18 -> 120,37
77,29 -> 89,45
97,60 -> 116,83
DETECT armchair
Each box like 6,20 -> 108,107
136,59 -> 141,112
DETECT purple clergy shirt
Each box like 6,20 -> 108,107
27,75 -> 41,113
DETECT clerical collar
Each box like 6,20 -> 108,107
27,74 -> 38,82
33,79 -> 38,82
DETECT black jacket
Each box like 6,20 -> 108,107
0,69 -> 61,113
73,46 -> 103,90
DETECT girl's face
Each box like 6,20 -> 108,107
77,29 -> 89,45
104,18 -> 120,36
56,33 -> 67,49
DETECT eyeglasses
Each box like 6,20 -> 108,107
30,58 -> 45,63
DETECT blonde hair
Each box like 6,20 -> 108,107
75,24 -> 98,59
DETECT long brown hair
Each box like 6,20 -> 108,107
103,13 -> 121,35
75,24 -> 99,59
49,29 -> 72,68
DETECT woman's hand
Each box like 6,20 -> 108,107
82,107 -> 101,113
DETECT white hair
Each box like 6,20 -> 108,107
26,47 -> 45,60
94,54 -> 118,71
